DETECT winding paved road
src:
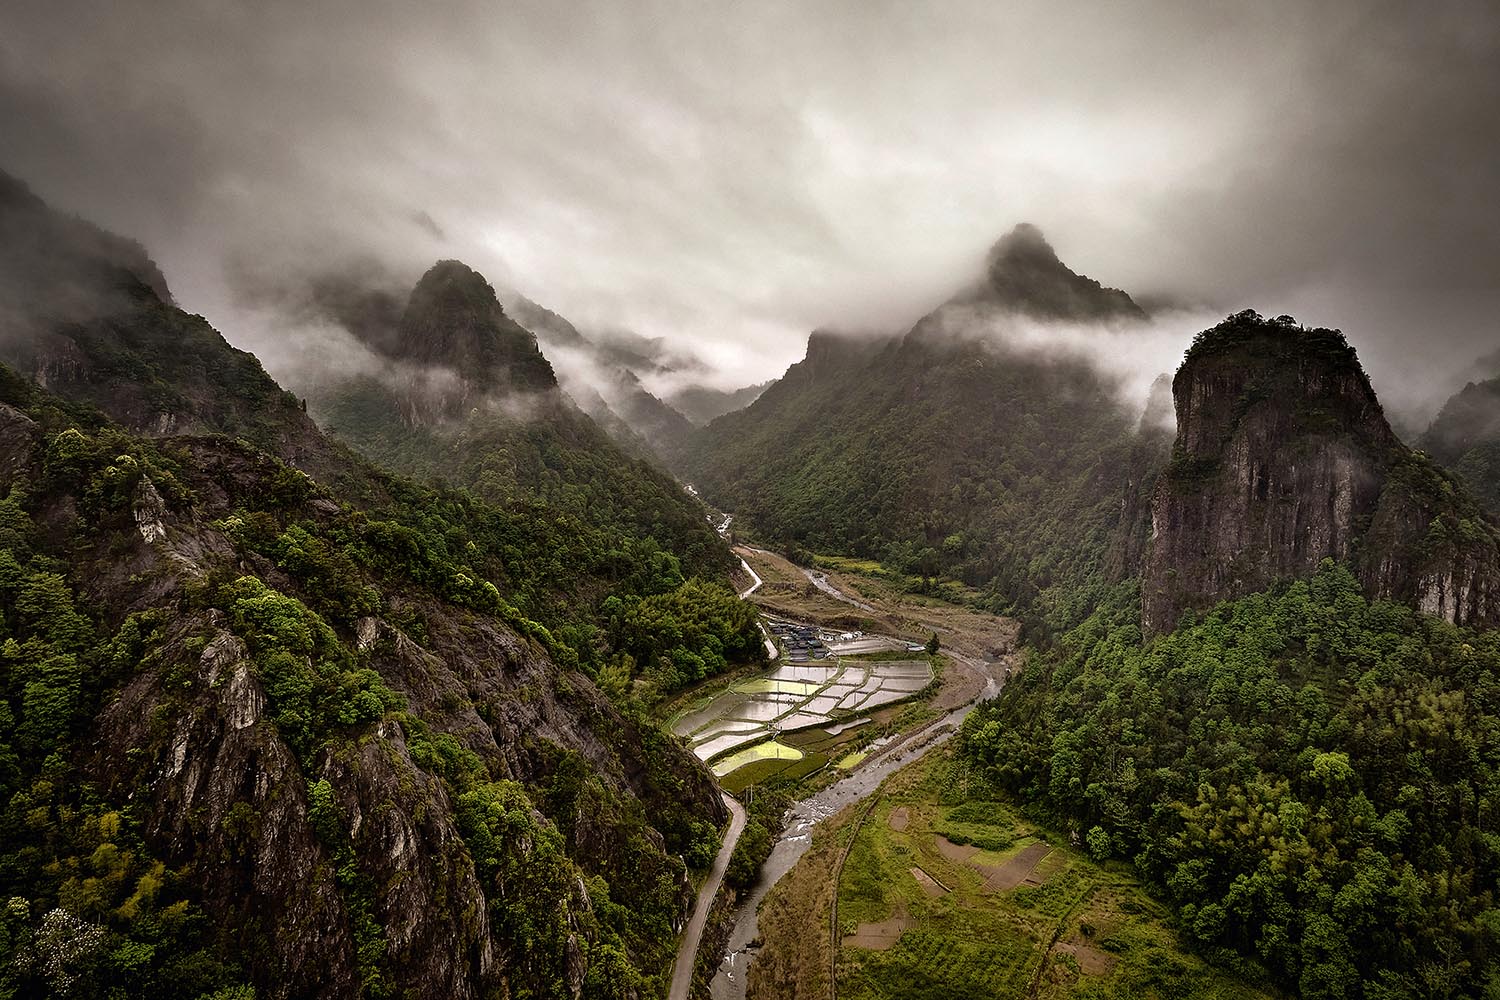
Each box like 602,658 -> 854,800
669,792 -> 748,1000
738,556 -> 764,599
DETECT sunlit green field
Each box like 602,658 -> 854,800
711,739 -> 802,776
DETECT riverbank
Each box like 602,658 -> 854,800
710,651 -> 1006,998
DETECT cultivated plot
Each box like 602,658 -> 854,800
670,653 -> 933,771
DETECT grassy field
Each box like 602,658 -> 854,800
814,553 -> 987,606
712,739 -> 802,776
834,753 -> 1279,1000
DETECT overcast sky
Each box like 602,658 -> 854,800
2,0 -> 1496,414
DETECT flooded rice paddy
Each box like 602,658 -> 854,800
671,630 -> 934,778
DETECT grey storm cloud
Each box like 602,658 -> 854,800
1,0 -> 1496,411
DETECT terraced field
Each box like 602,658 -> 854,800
835,754 -> 1278,1000
669,649 -> 933,791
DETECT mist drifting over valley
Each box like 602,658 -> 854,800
3,5 -> 1500,1000
3,0 -> 1498,424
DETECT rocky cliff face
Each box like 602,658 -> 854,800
0,380 -> 722,998
1143,310 -> 1500,634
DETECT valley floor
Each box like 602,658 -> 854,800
717,546 -> 1278,1000
734,545 -> 1017,666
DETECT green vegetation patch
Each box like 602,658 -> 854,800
779,752 -> 829,783
931,800 -> 1022,853
967,561 -> 1500,998
720,758 -> 795,795
834,754 -> 1273,1000
711,740 -> 802,778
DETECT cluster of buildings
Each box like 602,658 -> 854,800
766,619 -> 830,661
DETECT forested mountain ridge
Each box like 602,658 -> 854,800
1144,310 -> 1500,634
0,171 -> 327,469
384,261 -> 557,422
682,229 -> 1167,633
0,172 -> 764,997
1422,374 -> 1500,514
315,260 -> 731,582
0,365 -> 739,998
501,291 -> 698,464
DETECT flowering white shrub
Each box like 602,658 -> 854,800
14,908 -> 107,996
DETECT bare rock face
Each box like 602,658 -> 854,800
95,622 -> 362,999
317,719 -> 495,998
0,401 -> 37,487
1143,311 -> 1500,635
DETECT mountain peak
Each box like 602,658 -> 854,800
975,223 -> 1146,323
380,260 -> 557,424
408,259 -> 499,315
985,222 -> 1059,267
394,259 -> 555,399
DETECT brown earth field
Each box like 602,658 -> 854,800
735,545 -> 1019,666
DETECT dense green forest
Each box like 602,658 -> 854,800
683,329 -> 1165,633
963,563 -> 1500,999
319,375 -> 729,585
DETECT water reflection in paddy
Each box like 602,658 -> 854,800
670,653 -> 934,764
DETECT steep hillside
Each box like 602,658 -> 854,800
1421,375 -> 1500,512
503,293 -> 697,463
683,227 -> 1165,632
1143,310 -> 1500,634
316,262 -> 728,579
0,171 -> 765,998
0,367 -> 732,998
0,171 -> 325,465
